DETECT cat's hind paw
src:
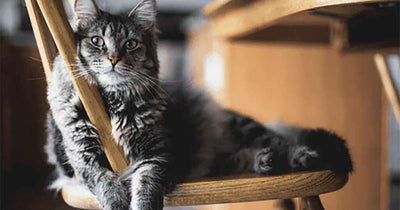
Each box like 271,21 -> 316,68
254,147 -> 289,175
296,129 -> 354,175
254,148 -> 276,175
290,146 -> 321,170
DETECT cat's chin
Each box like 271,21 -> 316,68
96,71 -> 130,86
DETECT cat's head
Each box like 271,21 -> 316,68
73,0 -> 158,86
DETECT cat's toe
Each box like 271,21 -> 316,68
290,146 -> 321,170
253,148 -> 287,175
300,128 -> 353,175
255,149 -> 275,174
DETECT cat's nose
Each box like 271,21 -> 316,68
108,55 -> 121,66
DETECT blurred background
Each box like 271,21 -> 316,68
1,0 -> 399,209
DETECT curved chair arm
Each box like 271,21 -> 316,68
62,170 -> 348,209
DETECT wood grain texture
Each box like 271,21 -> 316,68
165,170 -> 347,206
61,170 -> 347,209
25,0 -> 57,80
204,0 -> 400,39
374,54 -> 400,126
33,0 -> 129,172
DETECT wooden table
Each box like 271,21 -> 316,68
203,0 -> 399,50
199,0 -> 399,123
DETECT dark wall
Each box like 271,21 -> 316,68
0,40 -> 73,210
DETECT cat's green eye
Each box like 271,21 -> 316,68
91,36 -> 104,47
125,39 -> 138,50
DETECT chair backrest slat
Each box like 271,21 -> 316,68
26,0 -> 129,173
26,0 -> 57,80
374,54 -> 400,125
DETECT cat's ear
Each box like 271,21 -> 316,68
74,0 -> 100,28
128,0 -> 157,30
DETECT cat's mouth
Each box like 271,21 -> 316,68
103,70 -> 119,75
96,69 -> 131,85
93,64 -> 137,84
99,66 -> 122,75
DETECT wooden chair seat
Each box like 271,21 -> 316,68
61,170 -> 347,209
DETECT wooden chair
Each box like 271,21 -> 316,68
25,0 -> 348,209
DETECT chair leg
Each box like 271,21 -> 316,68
275,199 -> 295,210
299,196 -> 324,210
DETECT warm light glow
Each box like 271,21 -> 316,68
204,52 -> 224,92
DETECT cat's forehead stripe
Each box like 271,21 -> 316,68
118,24 -> 128,38
83,16 -> 144,43
105,24 -> 113,37
110,23 -> 114,33
118,24 -> 123,34
103,22 -> 129,39
101,25 -> 106,36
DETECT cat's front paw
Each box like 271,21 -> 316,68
102,188 -> 129,210
109,201 -> 129,210
102,189 -> 129,210
96,174 -> 129,210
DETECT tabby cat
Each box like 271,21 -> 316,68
45,0 -> 353,209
